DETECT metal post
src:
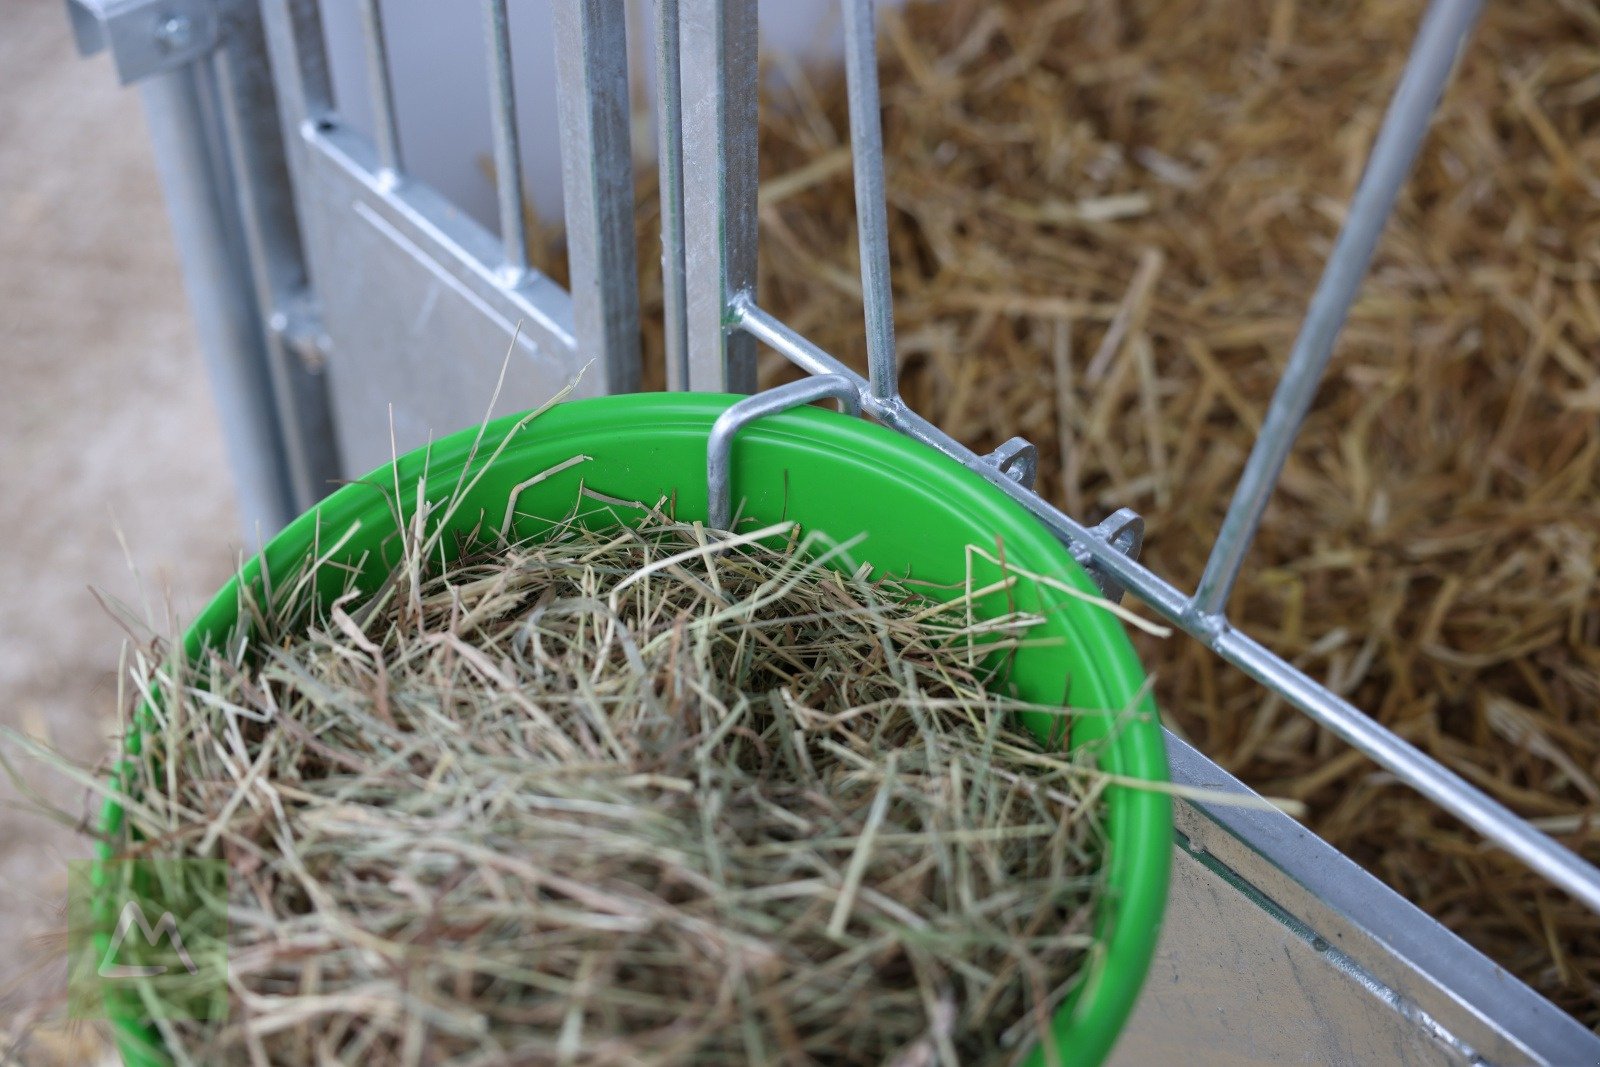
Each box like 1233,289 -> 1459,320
210,4 -> 343,514
656,0 -> 691,390
1192,0 -> 1483,617
139,63 -> 298,540
841,0 -> 898,402
679,0 -> 758,393
483,0 -> 529,283
552,0 -> 642,394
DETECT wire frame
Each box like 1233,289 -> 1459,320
664,0 -> 1600,916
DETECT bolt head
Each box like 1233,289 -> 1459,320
154,14 -> 194,53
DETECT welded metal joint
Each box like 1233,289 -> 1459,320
983,437 -> 1038,490
707,375 -> 863,530
268,301 -> 331,373
65,0 -> 221,84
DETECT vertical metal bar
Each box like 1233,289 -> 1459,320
552,0 -> 642,393
355,0 -> 402,181
679,0 -> 758,393
140,64 -> 298,539
1192,0 -> 1482,617
258,0 -> 335,129
841,0 -> 898,402
212,28 -> 343,512
483,0 -> 528,281
656,0 -> 691,390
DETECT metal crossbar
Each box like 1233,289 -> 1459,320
661,0 -> 1600,916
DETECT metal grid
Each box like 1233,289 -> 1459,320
63,0 -> 1600,1057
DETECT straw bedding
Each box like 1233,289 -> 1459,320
111,497 -> 1113,1063
626,0 -> 1600,1024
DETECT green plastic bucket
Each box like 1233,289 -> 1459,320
99,392 -> 1170,1066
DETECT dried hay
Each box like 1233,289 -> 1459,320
604,0 -> 1600,1026
72,489 -> 1117,1063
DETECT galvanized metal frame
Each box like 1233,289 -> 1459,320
68,0 -> 1600,1059
667,0 -> 1600,918
256,0 -> 640,477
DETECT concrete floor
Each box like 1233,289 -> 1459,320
1,1 -> 240,1056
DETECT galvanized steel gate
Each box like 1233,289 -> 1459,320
64,0 -> 1600,1061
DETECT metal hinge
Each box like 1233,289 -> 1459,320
64,0 -> 220,85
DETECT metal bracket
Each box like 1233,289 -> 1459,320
1076,507 -> 1145,604
267,295 -> 331,373
983,436 -> 1039,490
65,0 -> 220,85
706,375 -> 863,530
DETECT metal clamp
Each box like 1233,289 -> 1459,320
983,436 -> 1039,490
706,375 -> 862,529
1077,507 -> 1145,603
66,0 -> 222,85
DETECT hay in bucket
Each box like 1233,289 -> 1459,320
94,474 -> 1125,1064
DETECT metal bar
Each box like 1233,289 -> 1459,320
840,0 -> 898,401
1192,0 -> 1482,617
256,0 -> 334,128
354,0 -> 401,180
211,30 -> 343,514
707,376 -> 863,529
679,0 -> 758,393
139,63 -> 298,540
733,298 -> 1600,915
552,0 -> 642,394
483,0 -> 528,281
655,0 -> 691,390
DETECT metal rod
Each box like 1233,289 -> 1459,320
551,0 -> 642,393
1192,0 -> 1482,617
707,375 -> 862,529
140,62 -> 298,540
483,0 -> 528,280
655,0 -> 691,390
733,297 -> 1600,915
679,0 -> 758,393
841,0 -> 898,401
355,0 -> 401,180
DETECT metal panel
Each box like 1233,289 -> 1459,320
259,0 -> 599,478
1114,733 -> 1600,1066
291,124 -> 592,475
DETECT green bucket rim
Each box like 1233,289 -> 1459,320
96,392 -> 1170,1066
